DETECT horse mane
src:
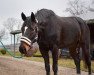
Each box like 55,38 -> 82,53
35,9 -> 56,23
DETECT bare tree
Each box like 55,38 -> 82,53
65,0 -> 88,16
3,18 -> 22,44
3,18 -> 17,44
16,20 -> 22,43
0,29 -> 5,41
3,18 -> 17,32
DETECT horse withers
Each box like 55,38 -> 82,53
19,9 -> 91,75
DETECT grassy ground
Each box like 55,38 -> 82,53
24,51 -> 94,72
24,56 -> 94,72
0,50 -> 22,57
0,50 -> 94,72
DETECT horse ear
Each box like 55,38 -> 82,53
21,12 -> 26,21
31,12 -> 35,22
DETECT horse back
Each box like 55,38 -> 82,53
59,17 -> 82,48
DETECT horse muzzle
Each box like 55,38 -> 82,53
19,36 -> 38,57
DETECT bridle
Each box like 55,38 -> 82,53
20,19 -> 38,52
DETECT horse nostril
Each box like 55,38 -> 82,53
19,46 -> 23,54
19,46 -> 26,54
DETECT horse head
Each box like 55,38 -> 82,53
19,12 -> 38,57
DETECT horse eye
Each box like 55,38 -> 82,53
30,28 -> 34,31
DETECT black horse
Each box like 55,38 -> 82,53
19,9 -> 91,75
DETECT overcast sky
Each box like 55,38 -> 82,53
0,0 -> 69,19
0,0 -> 94,20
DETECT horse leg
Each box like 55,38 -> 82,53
40,49 -> 50,75
81,43 -> 91,75
69,47 -> 81,74
52,45 -> 58,75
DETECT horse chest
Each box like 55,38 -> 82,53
38,31 -> 58,47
